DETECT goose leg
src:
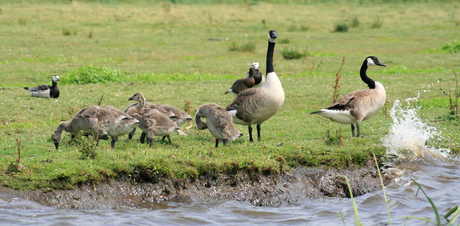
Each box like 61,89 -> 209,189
248,125 -> 254,142
351,124 -> 356,137
223,140 -> 227,146
140,132 -> 146,144
111,137 -> 117,149
166,135 -> 173,145
161,136 -> 167,142
128,128 -> 137,139
257,124 -> 262,141
215,139 -> 219,148
356,122 -> 361,137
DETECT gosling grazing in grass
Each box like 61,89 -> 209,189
225,62 -> 265,95
225,30 -> 284,142
127,92 -> 179,146
24,75 -> 60,98
310,56 -> 387,137
195,103 -> 243,148
51,105 -> 139,149
124,100 -> 191,143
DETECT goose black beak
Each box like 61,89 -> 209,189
378,63 -> 386,67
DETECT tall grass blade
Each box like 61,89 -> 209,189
397,215 -> 434,223
412,179 -> 441,225
373,153 -> 391,226
334,175 -> 362,226
447,206 -> 460,226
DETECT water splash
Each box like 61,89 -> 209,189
381,99 -> 449,161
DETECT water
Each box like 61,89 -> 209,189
1,100 -> 459,226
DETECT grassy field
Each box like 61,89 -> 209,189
0,1 -> 459,191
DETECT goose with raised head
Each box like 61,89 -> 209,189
310,56 -> 387,137
225,30 -> 284,142
195,103 -> 243,148
24,75 -> 60,98
127,92 -> 179,146
225,62 -> 265,95
51,105 -> 139,149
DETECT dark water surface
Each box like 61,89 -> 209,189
1,157 -> 459,226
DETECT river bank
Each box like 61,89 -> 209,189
1,163 -> 389,209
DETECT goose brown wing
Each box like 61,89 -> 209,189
225,88 -> 260,111
326,93 -> 356,111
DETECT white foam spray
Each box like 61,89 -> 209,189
381,99 -> 449,161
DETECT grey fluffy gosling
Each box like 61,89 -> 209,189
127,92 -> 179,146
310,56 -> 386,137
24,75 -> 60,98
51,105 -> 139,149
195,103 -> 243,148
226,30 -> 284,142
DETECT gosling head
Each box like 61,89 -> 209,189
51,131 -> 61,150
128,92 -> 145,102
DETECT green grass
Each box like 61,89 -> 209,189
0,1 -> 459,191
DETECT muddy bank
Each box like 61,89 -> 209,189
1,163 -> 390,209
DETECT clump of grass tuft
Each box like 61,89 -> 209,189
325,129 -> 345,146
61,65 -> 124,84
18,18 -> 26,25
442,40 -> 460,53
334,23 -> 349,32
282,48 -> 306,60
76,135 -> 98,160
350,17 -> 359,28
279,38 -> 290,44
63,28 -> 76,36
228,41 -> 257,52
371,17 -> 384,29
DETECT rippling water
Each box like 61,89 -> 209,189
1,100 -> 459,225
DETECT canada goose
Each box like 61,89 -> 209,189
127,92 -> 179,146
224,62 -> 265,95
24,75 -> 60,98
195,103 -> 243,148
225,30 -> 284,142
51,105 -> 139,149
310,56 -> 387,137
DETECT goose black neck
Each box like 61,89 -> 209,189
266,41 -> 275,74
360,60 -> 376,89
52,80 -> 57,88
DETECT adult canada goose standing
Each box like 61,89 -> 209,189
225,30 -> 284,142
24,75 -> 60,98
310,56 -> 386,137
195,103 -> 243,148
127,92 -> 180,146
51,106 -> 139,149
224,62 -> 265,95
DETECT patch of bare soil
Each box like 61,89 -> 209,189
2,164 -> 390,209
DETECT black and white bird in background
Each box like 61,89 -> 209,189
24,75 -> 60,98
